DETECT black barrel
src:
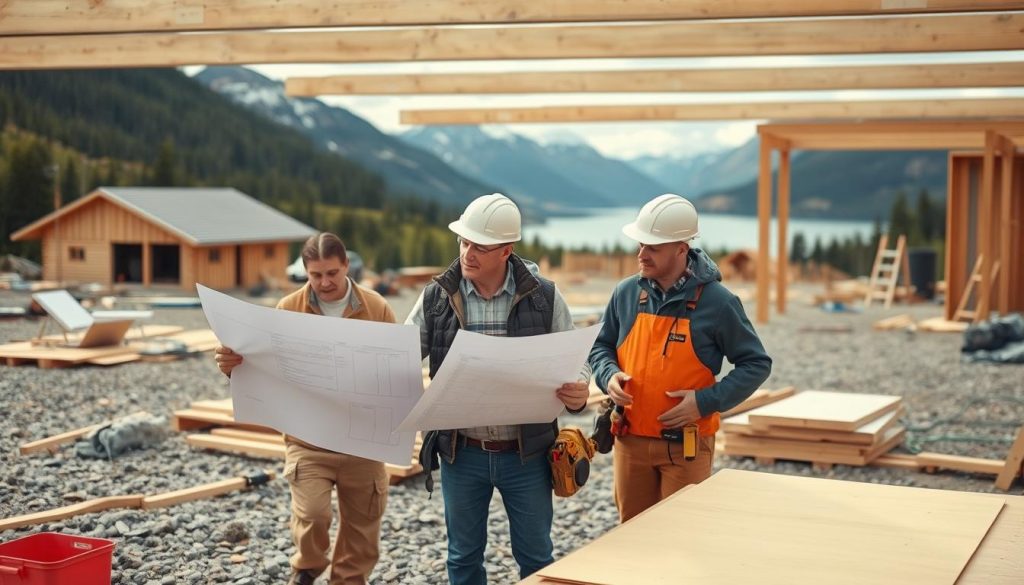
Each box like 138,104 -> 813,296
907,248 -> 937,300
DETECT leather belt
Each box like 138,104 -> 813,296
464,437 -> 519,453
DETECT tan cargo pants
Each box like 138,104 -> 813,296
612,433 -> 715,523
284,440 -> 389,585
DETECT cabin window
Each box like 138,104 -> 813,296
264,245 -> 275,259
208,249 -> 221,263
69,247 -> 86,261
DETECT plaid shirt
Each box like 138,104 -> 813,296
407,260 -> 588,442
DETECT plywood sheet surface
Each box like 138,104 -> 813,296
537,469 -> 1003,585
747,390 -> 901,431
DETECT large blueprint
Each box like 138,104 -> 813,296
197,285 -> 421,466
396,324 -> 601,432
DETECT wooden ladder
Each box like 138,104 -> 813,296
865,234 -> 911,309
952,255 -> 1002,322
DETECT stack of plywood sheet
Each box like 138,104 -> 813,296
175,398 -> 423,485
521,469 -> 1018,585
722,390 -> 905,469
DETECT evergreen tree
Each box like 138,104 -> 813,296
151,138 -> 179,186
888,190 -> 920,243
60,155 -> 82,202
810,236 -> 824,264
790,232 -> 807,265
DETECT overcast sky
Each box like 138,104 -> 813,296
221,50 -> 1024,160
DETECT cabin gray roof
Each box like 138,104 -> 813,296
99,187 -> 316,245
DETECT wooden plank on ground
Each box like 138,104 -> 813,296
189,398 -> 234,415
724,407 -> 902,446
141,473 -> 276,509
187,434 -> 286,459
918,316 -> 970,333
88,353 -> 141,366
871,453 -> 923,471
747,390 -> 902,432
721,386 -> 797,418
171,408 -> 277,433
917,452 -> 1007,476
995,426 -> 1024,491
0,495 -> 145,532
873,314 -> 915,331
535,468 -> 1004,585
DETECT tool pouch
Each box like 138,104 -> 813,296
590,399 -> 616,454
550,427 -> 597,498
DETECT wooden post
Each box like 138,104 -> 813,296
142,240 -> 152,287
944,154 -> 972,321
976,131 -> 997,321
756,135 -> 774,324
998,135 -> 1014,315
776,147 -> 791,315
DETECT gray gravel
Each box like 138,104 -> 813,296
1,284 -> 1022,584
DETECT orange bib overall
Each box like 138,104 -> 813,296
616,287 -> 719,438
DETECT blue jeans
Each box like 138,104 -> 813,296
440,444 -> 554,585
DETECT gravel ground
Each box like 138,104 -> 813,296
1,283 -> 1022,584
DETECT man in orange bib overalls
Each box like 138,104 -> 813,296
589,194 -> 772,522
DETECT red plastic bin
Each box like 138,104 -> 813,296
0,533 -> 115,585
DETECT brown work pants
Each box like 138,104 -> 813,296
613,433 -> 715,523
284,440 -> 389,585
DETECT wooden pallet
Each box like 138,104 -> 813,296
1,328 -> 217,368
723,425 -> 906,468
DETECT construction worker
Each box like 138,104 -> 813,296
406,193 -> 591,585
589,194 -> 771,522
214,232 -> 395,585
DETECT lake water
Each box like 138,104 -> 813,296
523,208 -> 874,255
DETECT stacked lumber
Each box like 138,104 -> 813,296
175,398 -> 423,485
722,390 -> 906,470
0,327 -> 217,368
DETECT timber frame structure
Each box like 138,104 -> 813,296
3,2 -> 1023,321
755,121 -> 1024,324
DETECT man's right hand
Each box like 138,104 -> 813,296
607,371 -> 633,406
214,345 -> 243,377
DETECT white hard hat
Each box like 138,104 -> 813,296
622,194 -> 700,245
449,193 -> 522,245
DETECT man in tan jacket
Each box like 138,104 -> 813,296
215,232 -> 395,585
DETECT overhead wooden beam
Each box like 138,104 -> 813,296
3,1 -> 1020,35
760,120 -> 1024,150
288,61 -> 1024,96
400,98 -> 1024,125
4,13 -> 1024,69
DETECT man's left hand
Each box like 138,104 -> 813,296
557,382 -> 590,411
657,390 -> 702,428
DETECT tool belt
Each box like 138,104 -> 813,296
549,427 -> 597,498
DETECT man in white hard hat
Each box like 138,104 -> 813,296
589,194 -> 771,522
405,193 -> 591,585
